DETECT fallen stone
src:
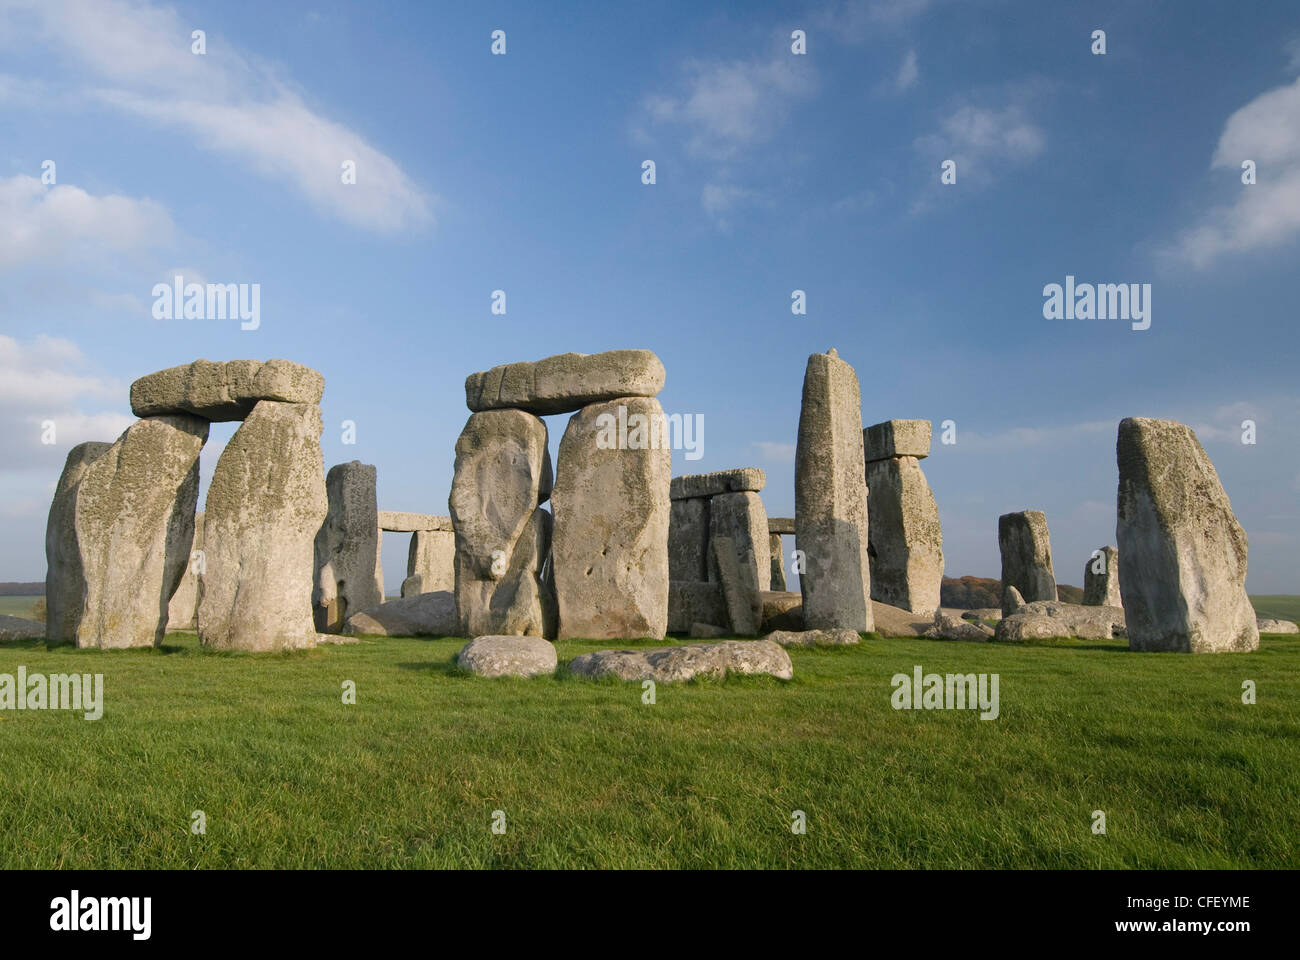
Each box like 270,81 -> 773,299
552,396 -> 670,640
75,416 -> 207,649
866,455 -> 943,615
44,441 -> 112,645
870,599 -> 932,637
130,358 -> 324,421
313,461 -> 383,633
166,510 -> 204,631
999,510 -> 1058,606
569,639 -> 793,682
765,628 -> 859,647
668,497 -> 710,582
457,635 -> 557,678
199,401 -> 326,651
961,608 -> 1002,622
759,591 -> 804,632
1258,618 -> 1299,634
995,601 -> 1125,641
1117,417 -> 1259,653
0,615 -> 45,642
863,419 -> 931,463
344,590 -> 457,637
1083,545 -> 1121,607
465,349 -> 665,415
377,511 -> 453,532
795,349 -> 873,632
923,610 -> 994,642
669,468 -> 765,500
668,581 -> 728,633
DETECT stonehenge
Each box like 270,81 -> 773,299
768,516 -> 794,592
465,350 -> 665,415
863,419 -> 943,616
166,510 -> 204,631
1116,417 -> 1258,653
44,441 -> 112,645
375,513 -> 455,597
313,461 -> 384,634
795,349 -> 873,632
1082,545 -> 1121,607
998,510 -> 1057,613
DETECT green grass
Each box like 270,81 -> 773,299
1,628 -> 1296,869
0,596 -> 41,620
1249,595 -> 1300,622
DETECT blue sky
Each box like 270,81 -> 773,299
2,0 -> 1298,593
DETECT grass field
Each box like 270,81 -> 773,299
0,596 -> 41,620
1,627 -> 1296,869
1248,595 -> 1300,622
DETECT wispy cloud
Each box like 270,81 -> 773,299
914,100 -> 1046,186
895,49 -> 919,92
1,0 -> 431,233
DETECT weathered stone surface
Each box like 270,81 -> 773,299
766,628 -> 859,647
569,639 -> 793,682
668,581 -> 727,634
668,497 -> 710,582
961,608 -> 1002,622
759,591 -> 804,632
457,635 -> 557,678
44,441 -> 112,645
1117,417 -> 1258,653
552,396 -> 670,640
465,349 -> 665,415
795,349 -> 872,632
870,600 -> 932,637
377,511 -> 453,532
866,456 -> 943,615
669,468 -> 765,500
450,410 -> 554,637
767,517 -> 795,536
994,601 -> 1126,641
923,610 -> 993,642
401,529 -> 455,597
130,358 -> 324,421
0,615 -> 45,642
199,401 -> 326,651
344,590 -> 456,637
166,510 -> 204,631
1002,584 -> 1026,616
710,535 -> 760,636
708,491 -> 770,593
1082,545 -> 1121,607
999,510 -> 1057,608
689,622 -> 728,638
863,419 -> 931,463
74,416 -> 207,649
1258,618 -> 1300,634
313,461 -> 383,633
769,533 -> 786,591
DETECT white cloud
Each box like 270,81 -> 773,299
2,0 -> 431,233
0,174 -> 173,270
641,55 -> 816,161
1169,74 -> 1300,267
896,49 -> 918,91
958,420 -> 1112,453
701,182 -> 751,230
753,441 -> 797,462
915,102 -> 1046,182
816,0 -> 935,39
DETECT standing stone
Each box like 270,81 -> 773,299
1082,545 -> 1121,607
44,441 -> 112,645
313,461 -> 384,633
769,533 -> 787,591
710,535 -> 759,635
449,409 -> 554,637
402,528 -> 455,597
74,416 -> 208,648
551,396 -> 671,640
200,401 -> 327,651
668,498 -> 710,581
1116,417 -> 1258,653
999,510 -> 1057,606
166,510 -> 205,631
865,455 -> 943,616
708,491 -> 770,593
795,349 -> 872,632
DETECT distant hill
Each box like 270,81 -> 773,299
941,576 -> 1082,608
0,582 -> 43,596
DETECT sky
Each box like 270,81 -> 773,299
1,0 -> 1298,594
